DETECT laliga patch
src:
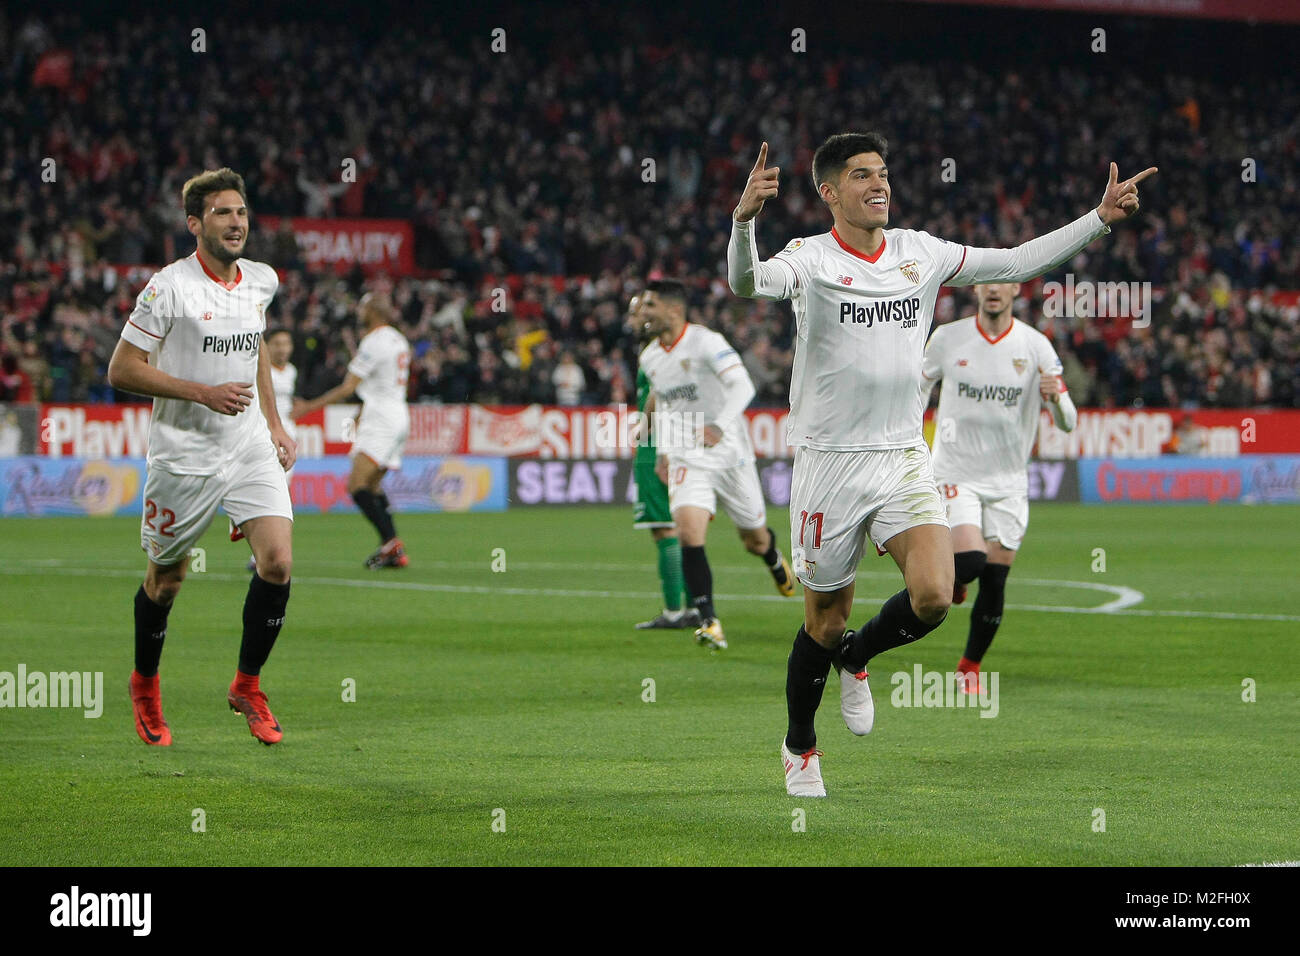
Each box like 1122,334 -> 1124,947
777,238 -> 805,256
141,285 -> 159,304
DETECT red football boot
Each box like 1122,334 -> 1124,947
130,671 -> 172,746
227,673 -> 283,745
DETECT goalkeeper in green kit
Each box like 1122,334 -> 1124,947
629,294 -> 698,630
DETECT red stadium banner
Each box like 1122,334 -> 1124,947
257,216 -> 416,276
30,405 -> 1300,460
469,405 -> 545,456
1034,408 -> 1300,458
38,404 -> 152,458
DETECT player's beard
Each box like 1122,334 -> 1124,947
982,302 -> 1013,323
203,230 -> 244,265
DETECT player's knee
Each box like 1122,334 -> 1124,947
912,585 -> 951,624
256,551 -> 293,584
146,569 -> 185,605
807,620 -> 845,648
805,606 -> 848,647
740,528 -> 767,554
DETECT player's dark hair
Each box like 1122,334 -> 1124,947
811,132 -> 889,191
644,278 -> 688,312
182,167 -> 248,221
264,327 -> 292,342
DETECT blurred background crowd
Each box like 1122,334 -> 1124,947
1,7 -> 1296,409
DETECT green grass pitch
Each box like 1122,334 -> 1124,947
0,503 -> 1296,866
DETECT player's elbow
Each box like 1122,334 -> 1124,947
106,354 -> 131,391
728,275 -> 755,298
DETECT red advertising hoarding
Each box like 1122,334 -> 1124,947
35,404 -> 1300,460
257,216 -> 416,276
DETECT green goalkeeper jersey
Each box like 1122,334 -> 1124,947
635,365 -> 657,465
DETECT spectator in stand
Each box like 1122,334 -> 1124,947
552,351 -> 586,406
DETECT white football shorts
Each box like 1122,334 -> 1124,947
789,444 -> 948,592
142,436 -> 293,566
351,404 -> 410,471
936,477 -> 1028,552
666,456 -> 767,531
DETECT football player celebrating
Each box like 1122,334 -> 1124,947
922,283 -> 1077,692
108,167 -> 295,747
639,279 -> 797,651
294,292 -> 411,569
728,134 -> 1153,796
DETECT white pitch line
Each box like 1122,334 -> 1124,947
4,563 -> 1299,623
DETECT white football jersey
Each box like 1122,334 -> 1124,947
922,316 -> 1065,493
639,323 -> 755,469
120,253 -> 279,475
349,325 -> 410,412
270,361 -> 297,435
770,227 -> 968,450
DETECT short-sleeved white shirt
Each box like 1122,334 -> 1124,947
922,316 -> 1065,493
639,323 -> 755,470
120,254 -> 279,475
348,325 -> 410,413
771,227 -> 968,451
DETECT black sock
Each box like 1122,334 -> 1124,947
839,588 -> 945,671
954,550 -> 988,585
133,585 -> 172,678
965,563 -> 1009,663
680,545 -> 716,621
786,627 -> 833,753
761,527 -> 781,568
237,574 -> 291,676
352,489 -> 397,543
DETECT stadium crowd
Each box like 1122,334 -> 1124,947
1,10 -> 1296,409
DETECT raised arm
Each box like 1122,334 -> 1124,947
728,142 -> 799,300
948,163 -> 1157,287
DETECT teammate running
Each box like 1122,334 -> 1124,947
639,278 -> 797,651
922,283 -> 1077,691
294,292 -> 411,569
108,167 -> 296,747
727,133 -> 1154,796
629,293 -> 698,631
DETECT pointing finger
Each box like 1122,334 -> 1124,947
752,142 -> 768,174
1130,166 -> 1159,185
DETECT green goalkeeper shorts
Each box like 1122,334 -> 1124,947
633,457 -> 674,529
